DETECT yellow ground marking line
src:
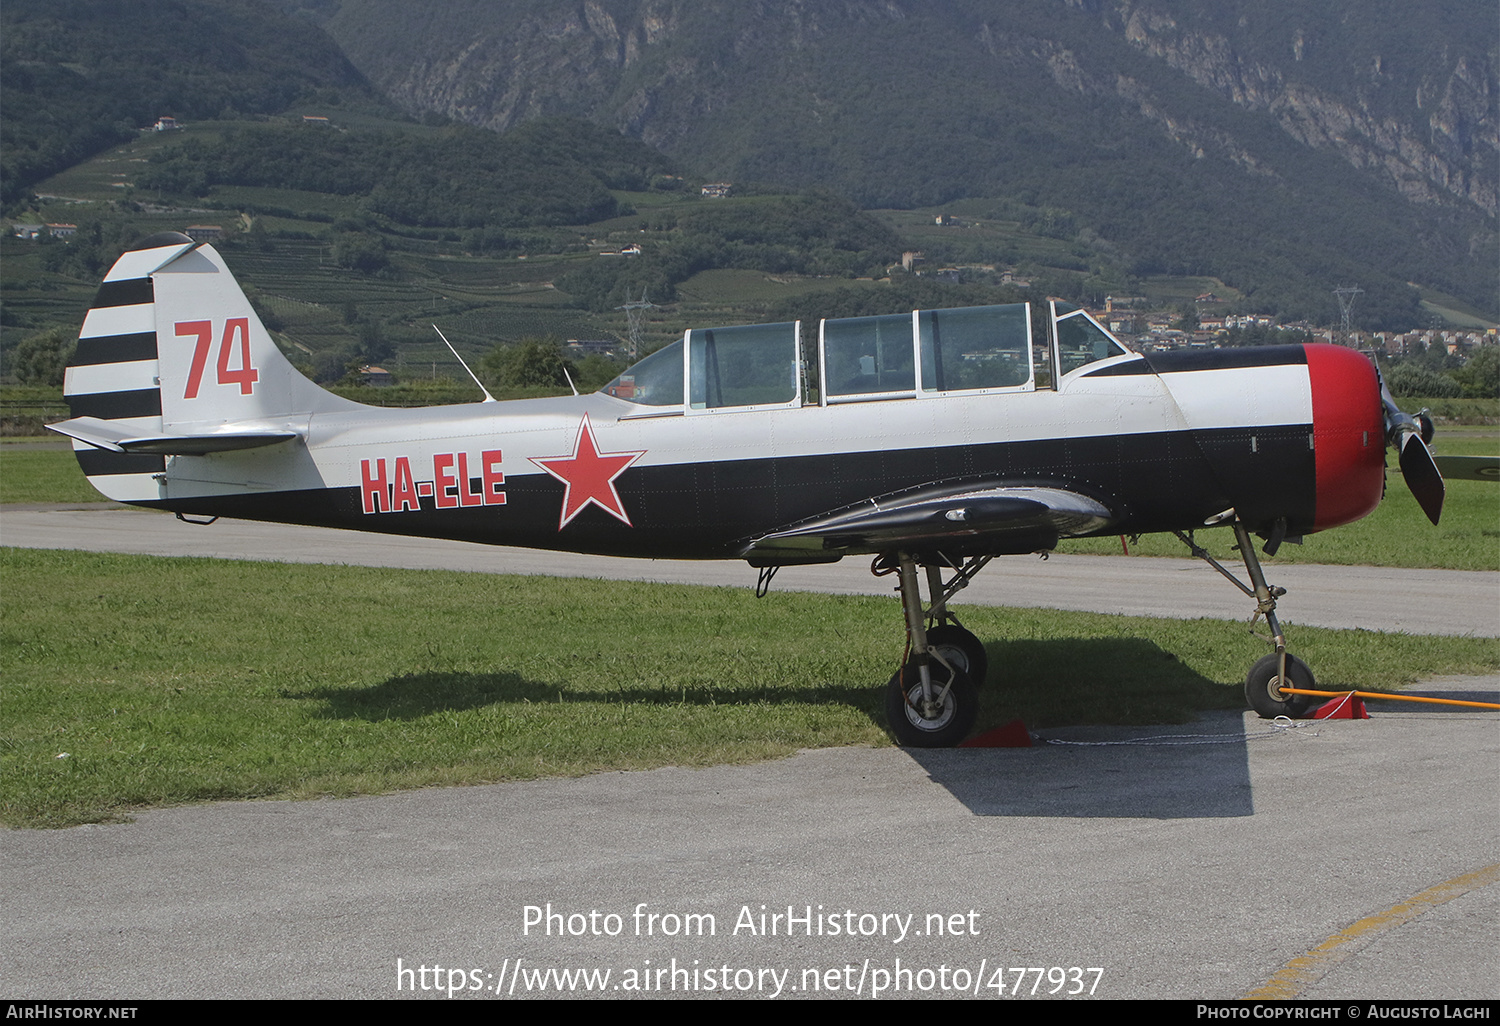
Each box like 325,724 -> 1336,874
1242,863 -> 1500,1000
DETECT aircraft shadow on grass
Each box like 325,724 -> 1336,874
291,636 -> 1255,818
287,672 -> 878,721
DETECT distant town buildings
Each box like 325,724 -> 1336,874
700,182 -> 733,198
1366,329 -> 1495,358
565,340 -> 618,357
153,116 -> 179,131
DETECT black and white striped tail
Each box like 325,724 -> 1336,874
62,232 -> 196,502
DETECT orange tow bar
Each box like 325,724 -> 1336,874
1281,688 -> 1500,711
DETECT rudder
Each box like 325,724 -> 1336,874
61,232 -> 195,502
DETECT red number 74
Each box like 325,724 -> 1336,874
177,318 -> 259,398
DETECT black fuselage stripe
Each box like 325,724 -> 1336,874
91,278 -> 154,309
136,425 -> 1317,559
74,332 -> 159,366
1079,346 -> 1310,378
68,389 -> 162,420
1081,360 -> 1152,377
1144,345 -> 1308,372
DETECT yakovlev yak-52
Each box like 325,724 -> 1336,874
52,233 -> 1447,746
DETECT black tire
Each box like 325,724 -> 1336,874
925,624 -> 989,688
1245,653 -> 1317,718
885,662 -> 979,747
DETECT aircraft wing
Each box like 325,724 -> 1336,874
741,484 -> 1114,565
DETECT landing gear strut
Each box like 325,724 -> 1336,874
878,552 -> 988,747
1176,519 -> 1315,719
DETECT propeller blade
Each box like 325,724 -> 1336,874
1373,358 -> 1445,525
1398,431 -> 1445,525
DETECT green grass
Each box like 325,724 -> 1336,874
1413,398 -> 1499,425
0,448 -> 109,504
3,547 -> 1496,828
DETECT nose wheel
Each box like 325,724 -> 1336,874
1245,653 -> 1317,719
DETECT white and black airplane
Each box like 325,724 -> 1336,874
51,232 -> 1447,746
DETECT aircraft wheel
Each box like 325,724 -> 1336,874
925,624 -> 988,687
886,663 -> 978,748
1245,653 -> 1317,719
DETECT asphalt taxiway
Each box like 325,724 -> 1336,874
2,504 -> 1496,1000
2,680 -> 1496,1000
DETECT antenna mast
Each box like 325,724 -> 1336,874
431,324 -> 496,403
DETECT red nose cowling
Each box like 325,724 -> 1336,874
1305,344 -> 1386,532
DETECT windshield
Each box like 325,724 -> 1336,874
600,339 -> 683,406
1053,304 -> 1133,377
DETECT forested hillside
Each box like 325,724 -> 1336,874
136,117 -> 676,230
310,0 -> 1499,326
558,195 -> 904,311
3,0 -> 1494,376
0,0 -> 383,208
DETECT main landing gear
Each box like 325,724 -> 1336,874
1175,518 -> 1316,719
877,552 -> 991,747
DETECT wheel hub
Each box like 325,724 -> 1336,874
906,684 -> 955,729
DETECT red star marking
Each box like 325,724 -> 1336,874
529,414 -> 646,529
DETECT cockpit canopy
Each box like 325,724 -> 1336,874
601,301 -> 1132,410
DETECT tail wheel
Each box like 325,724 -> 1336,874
886,663 -> 978,748
925,624 -> 988,688
1245,653 -> 1317,719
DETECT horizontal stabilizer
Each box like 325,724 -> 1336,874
48,416 -> 300,455
1433,454 -> 1500,482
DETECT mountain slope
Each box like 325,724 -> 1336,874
1,0 -> 384,208
313,0 -> 1498,325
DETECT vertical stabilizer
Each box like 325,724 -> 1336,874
150,242 -> 357,429
59,233 -> 361,503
